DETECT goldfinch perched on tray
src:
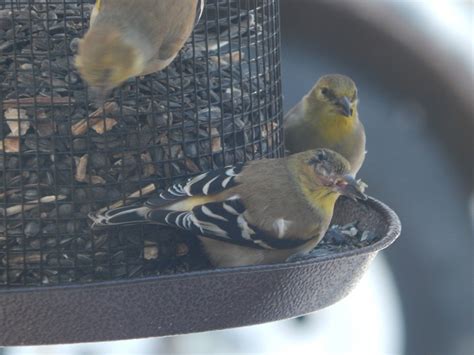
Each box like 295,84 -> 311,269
284,74 -> 366,175
75,0 -> 205,99
89,149 -> 367,268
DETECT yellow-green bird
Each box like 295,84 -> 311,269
284,74 -> 366,175
89,148 -> 367,267
75,0 -> 204,99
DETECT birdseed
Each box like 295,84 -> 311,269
0,0 -> 283,287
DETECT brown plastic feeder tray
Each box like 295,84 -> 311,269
0,196 -> 400,346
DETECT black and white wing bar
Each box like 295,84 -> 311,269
148,197 -> 309,250
147,163 -> 244,207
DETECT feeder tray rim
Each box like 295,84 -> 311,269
0,197 -> 401,294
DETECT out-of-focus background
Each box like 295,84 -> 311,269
4,1 -> 473,354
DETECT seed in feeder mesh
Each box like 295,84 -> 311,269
71,102 -> 118,136
0,4 -> 282,285
1,195 -> 67,217
260,121 -> 279,139
144,241 -> 159,260
24,221 -> 41,238
176,243 -> 190,257
3,252 -> 44,266
69,37 -> 80,53
141,152 -> 156,178
210,127 -> 222,153
0,9 -> 13,31
0,136 -> 20,153
91,117 -> 118,134
34,110 -> 56,137
184,158 -> 200,173
2,96 -> 74,108
89,152 -> 109,169
20,63 -> 33,70
209,51 -> 243,67
75,154 -> 88,182
4,108 -> 31,136
87,175 -> 106,185
57,203 -> 74,217
99,184 -> 156,213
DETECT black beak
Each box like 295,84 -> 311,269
337,175 -> 367,201
336,96 -> 352,117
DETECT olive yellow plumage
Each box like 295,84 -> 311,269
89,149 -> 367,267
75,0 -> 201,99
284,74 -> 366,175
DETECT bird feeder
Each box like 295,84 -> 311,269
0,0 -> 400,346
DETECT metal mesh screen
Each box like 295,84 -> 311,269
0,0 -> 283,287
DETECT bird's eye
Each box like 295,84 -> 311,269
317,164 -> 331,177
335,178 -> 347,188
321,88 -> 329,96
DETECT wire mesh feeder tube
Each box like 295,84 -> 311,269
0,0 -> 284,288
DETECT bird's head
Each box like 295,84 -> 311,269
75,28 -> 145,101
309,74 -> 358,119
306,148 -> 367,201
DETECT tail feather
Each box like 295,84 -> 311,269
89,205 -> 150,229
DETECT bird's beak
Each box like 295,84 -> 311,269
336,175 -> 367,201
336,96 -> 352,117
91,86 -> 111,106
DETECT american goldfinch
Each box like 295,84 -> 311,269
75,0 -> 204,99
284,74 -> 366,175
89,149 -> 367,267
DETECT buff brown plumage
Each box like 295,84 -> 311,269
75,0 -> 203,99
89,149 -> 367,267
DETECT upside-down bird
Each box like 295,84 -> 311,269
75,0 -> 205,99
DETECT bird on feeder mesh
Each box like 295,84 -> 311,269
284,74 -> 367,176
75,0 -> 205,101
89,149 -> 368,268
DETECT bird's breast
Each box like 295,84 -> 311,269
314,116 -> 357,143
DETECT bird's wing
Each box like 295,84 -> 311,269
90,0 -> 102,26
283,98 -> 305,128
91,162 -> 310,250
145,164 -> 244,208
90,164 -> 244,227
147,197 -> 309,250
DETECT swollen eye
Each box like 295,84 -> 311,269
336,179 -> 347,187
316,164 -> 331,177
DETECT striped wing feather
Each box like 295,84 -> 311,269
148,197 -> 308,251
94,163 -> 309,250
146,164 -> 244,208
